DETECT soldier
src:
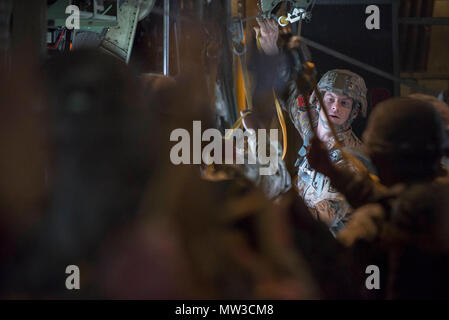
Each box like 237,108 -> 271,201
256,18 -> 369,234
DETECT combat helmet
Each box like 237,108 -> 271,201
309,69 -> 368,122
362,97 -> 449,182
363,97 -> 449,158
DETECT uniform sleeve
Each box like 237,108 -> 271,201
242,134 -> 292,199
276,78 -> 314,144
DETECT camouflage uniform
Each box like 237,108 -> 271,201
280,69 -> 368,234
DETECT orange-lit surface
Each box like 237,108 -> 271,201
236,56 -> 246,113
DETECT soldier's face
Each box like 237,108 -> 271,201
321,91 -> 355,126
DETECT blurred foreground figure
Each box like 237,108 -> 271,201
0,49 -> 49,298
308,97 -> 449,299
2,41 -> 319,299
93,74 -> 319,299
3,50 -> 154,298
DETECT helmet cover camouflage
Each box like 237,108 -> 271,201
309,69 -> 368,118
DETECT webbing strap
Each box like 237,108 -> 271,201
224,110 -> 252,140
273,89 -> 287,160
226,18 -> 291,161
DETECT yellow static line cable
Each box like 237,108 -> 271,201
256,30 -> 288,160
225,54 -> 253,139
224,110 -> 252,140
273,90 -> 287,160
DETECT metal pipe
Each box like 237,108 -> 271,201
399,0 -> 411,72
163,0 -> 170,76
301,36 -> 439,96
392,0 -> 400,95
93,0 -> 98,18
418,0 -> 435,71
173,20 -> 181,75
405,0 -> 422,71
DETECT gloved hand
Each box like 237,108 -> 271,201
254,18 -> 279,56
306,135 -> 335,178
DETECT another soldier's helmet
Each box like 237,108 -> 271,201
363,97 -> 449,159
309,69 -> 368,118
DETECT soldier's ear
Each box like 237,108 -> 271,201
352,103 -> 360,119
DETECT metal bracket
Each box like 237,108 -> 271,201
258,0 -> 311,18
99,0 -> 141,63
229,17 -> 246,56
278,7 -> 307,26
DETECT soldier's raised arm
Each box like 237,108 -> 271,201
254,17 -> 280,56
255,18 -> 313,141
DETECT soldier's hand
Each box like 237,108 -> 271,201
337,203 -> 386,246
306,135 -> 335,177
254,18 -> 279,56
